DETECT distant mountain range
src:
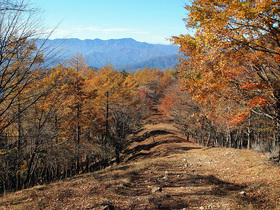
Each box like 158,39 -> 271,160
41,38 -> 180,71
117,54 -> 179,71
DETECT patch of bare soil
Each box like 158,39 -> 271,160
0,111 -> 280,209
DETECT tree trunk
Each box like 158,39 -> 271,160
273,88 -> 280,161
277,122 -> 280,162
55,115 -> 59,144
206,133 -> 211,147
240,130 -> 244,149
212,132 -> 217,147
230,130 -> 234,148
101,90 -> 110,164
226,131 -> 230,148
115,145 -> 120,164
247,117 -> 252,149
234,131 -> 239,149
221,133 -> 225,147
56,162 -> 60,180
16,97 -> 22,191
247,129 -> 251,149
85,155 -> 89,173
54,115 -> 61,179
201,132 -> 204,146
194,132 -> 198,144
186,132 -> 190,142
76,102 -> 81,174
105,91 -> 109,146
24,152 -> 36,188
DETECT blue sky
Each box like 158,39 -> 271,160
33,0 -> 191,44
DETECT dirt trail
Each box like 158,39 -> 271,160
0,110 -> 280,209
117,112 -> 242,209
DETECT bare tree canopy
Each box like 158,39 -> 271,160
0,0 -> 54,134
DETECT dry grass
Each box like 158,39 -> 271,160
0,112 -> 280,209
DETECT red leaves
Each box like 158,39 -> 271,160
249,96 -> 271,108
229,111 -> 250,126
274,54 -> 280,63
159,94 -> 176,115
239,83 -> 269,91
139,90 -> 150,99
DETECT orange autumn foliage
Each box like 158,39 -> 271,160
171,0 -> 280,125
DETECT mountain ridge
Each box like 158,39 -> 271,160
117,54 -> 179,71
41,38 -> 179,70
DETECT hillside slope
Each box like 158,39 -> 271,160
0,111 -> 280,209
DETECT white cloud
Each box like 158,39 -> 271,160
103,27 -> 134,32
46,25 -> 172,44
74,26 -> 148,34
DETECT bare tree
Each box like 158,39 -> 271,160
0,0 -> 60,193
0,0 -> 54,134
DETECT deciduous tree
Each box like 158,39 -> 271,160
172,0 -> 280,159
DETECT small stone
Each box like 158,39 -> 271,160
151,186 -> 162,193
239,191 -> 246,196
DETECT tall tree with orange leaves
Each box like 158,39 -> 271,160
172,0 -> 280,159
61,54 -> 91,174
87,65 -> 138,163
